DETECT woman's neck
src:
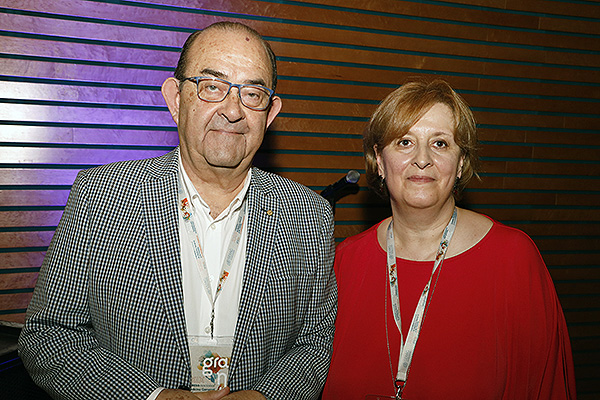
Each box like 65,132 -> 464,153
389,201 -> 457,261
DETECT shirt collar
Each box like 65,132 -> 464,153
177,148 -> 251,220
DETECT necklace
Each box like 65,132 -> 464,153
384,207 -> 458,399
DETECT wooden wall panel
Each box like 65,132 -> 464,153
1,0 -> 598,396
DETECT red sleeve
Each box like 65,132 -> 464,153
502,229 -> 576,399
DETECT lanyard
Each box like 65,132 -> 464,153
386,207 -> 457,398
177,174 -> 247,339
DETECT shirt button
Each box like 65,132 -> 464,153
210,224 -> 216,230
204,326 -> 211,334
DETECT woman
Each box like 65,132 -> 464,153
323,80 -> 575,399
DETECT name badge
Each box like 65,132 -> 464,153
189,336 -> 233,392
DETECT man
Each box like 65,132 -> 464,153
18,22 -> 336,400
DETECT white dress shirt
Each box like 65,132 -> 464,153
177,157 -> 250,338
148,155 -> 250,400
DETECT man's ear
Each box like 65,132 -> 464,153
265,96 -> 282,128
161,77 -> 180,125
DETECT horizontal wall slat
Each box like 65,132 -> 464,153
0,81 -> 166,106
564,310 -> 600,324
0,211 -> 65,227
544,253 -> 599,267
555,282 -> 600,296
0,169 -> 80,185
1,58 -> 173,85
479,128 -> 599,146
0,292 -> 33,310
0,272 -> 39,291
0,104 -> 174,126
0,232 -> 54,249
0,125 -> 179,146
549,268 -> 600,281
0,252 -> 46,269
312,0 -> 600,24
468,176 -> 600,192
539,15 -> 600,36
510,223 -> 600,236
0,190 -> 70,206
1,36 -> 178,67
534,238 -> 600,252
0,147 -> 171,165
505,0 -> 600,19
482,161 -> 600,176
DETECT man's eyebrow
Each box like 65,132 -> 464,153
200,68 -> 268,87
201,68 -> 226,79
246,78 -> 268,87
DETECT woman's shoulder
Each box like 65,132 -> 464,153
452,208 -> 540,257
481,214 -> 537,247
457,209 -> 541,257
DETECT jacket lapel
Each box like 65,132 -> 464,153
230,168 -> 279,374
139,149 -> 191,374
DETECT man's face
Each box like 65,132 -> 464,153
170,29 -> 280,172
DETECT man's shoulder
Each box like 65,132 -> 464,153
251,167 -> 325,205
80,149 -> 177,183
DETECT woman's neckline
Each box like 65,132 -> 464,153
374,211 -> 495,262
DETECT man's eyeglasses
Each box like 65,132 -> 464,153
180,76 -> 275,111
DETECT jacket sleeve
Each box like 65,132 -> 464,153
251,197 -> 337,400
18,170 -> 161,400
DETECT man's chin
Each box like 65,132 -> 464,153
206,156 -> 245,170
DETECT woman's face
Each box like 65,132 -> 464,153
376,103 -> 464,210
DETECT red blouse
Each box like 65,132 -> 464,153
323,219 -> 576,400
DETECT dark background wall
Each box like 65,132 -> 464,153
0,0 -> 598,397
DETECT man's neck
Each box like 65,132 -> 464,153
181,156 -> 250,219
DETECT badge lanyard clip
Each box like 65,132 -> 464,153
395,380 -> 405,400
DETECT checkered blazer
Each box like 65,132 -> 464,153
19,149 -> 337,400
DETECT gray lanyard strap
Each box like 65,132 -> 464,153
386,207 -> 457,392
177,174 -> 246,339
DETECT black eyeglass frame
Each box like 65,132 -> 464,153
180,76 -> 275,111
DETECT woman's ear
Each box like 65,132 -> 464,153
457,156 -> 465,179
375,145 -> 385,178
161,77 -> 180,125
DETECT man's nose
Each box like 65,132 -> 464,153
219,87 -> 245,122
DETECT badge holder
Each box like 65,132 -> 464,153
189,337 -> 233,392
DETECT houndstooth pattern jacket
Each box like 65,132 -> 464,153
19,149 -> 337,400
